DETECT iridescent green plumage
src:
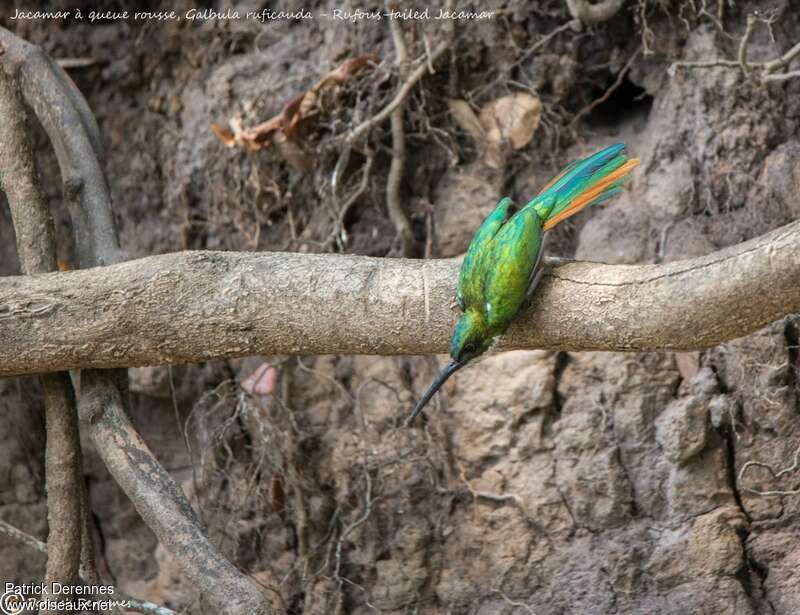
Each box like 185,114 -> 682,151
406,143 -> 640,425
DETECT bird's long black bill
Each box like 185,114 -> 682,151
404,360 -> 464,427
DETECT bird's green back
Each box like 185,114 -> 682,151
456,197 -> 547,336
456,196 -> 515,311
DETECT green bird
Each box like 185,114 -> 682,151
406,143 -> 640,426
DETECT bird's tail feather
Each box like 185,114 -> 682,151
528,143 -> 639,231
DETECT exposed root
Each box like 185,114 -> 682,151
386,3 -> 415,256
670,14 -> 800,84
492,588 -> 536,615
738,440 -> 800,497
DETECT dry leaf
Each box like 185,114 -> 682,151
211,54 -> 378,153
210,122 -> 236,147
327,55 -> 377,83
479,92 -> 541,168
448,99 -> 486,142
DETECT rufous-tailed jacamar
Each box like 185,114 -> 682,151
406,143 -> 639,425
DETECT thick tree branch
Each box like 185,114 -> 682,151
37,375 -> 83,610
79,371 -> 280,614
0,26 -> 123,267
1,219 -> 799,376
0,519 -> 177,615
0,27 -> 274,615
0,62 -> 83,610
0,67 -> 55,272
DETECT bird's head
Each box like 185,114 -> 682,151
450,310 -> 492,365
405,310 -> 491,426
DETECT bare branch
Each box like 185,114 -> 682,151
737,15 -> 756,80
56,57 -> 104,70
670,15 -> 800,84
1,219 -> 800,375
346,0 -> 456,153
331,150 -> 374,249
79,370 -> 280,614
492,588 -> 536,615
670,58 -> 740,72
341,3 -> 456,254
346,41 -> 450,144
763,70 -> 800,82
0,69 -> 55,272
0,27 -> 124,268
385,4 -> 414,256
0,520 -> 178,615
0,27 -> 275,614
763,40 -> 800,72
38,374 -> 83,609
0,62 -> 83,610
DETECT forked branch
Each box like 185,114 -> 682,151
0,56 -> 83,611
0,26 -> 275,615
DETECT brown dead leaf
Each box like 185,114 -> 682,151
447,99 -> 486,143
210,122 -> 236,147
211,53 -> 378,153
282,89 -> 318,140
327,55 -> 378,83
244,115 -> 284,150
479,93 -> 541,168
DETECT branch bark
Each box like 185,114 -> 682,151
1,26 -> 275,615
0,519 -> 178,615
0,27 -> 124,267
79,370 -> 279,614
1,219 -> 799,376
0,61 -> 83,611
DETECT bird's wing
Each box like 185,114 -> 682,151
457,197 -> 517,309
524,231 -> 547,307
480,205 -> 545,330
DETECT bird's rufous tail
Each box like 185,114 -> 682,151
528,143 -> 639,231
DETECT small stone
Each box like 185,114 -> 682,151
656,395 -> 710,464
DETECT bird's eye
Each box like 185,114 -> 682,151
463,342 -> 477,355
